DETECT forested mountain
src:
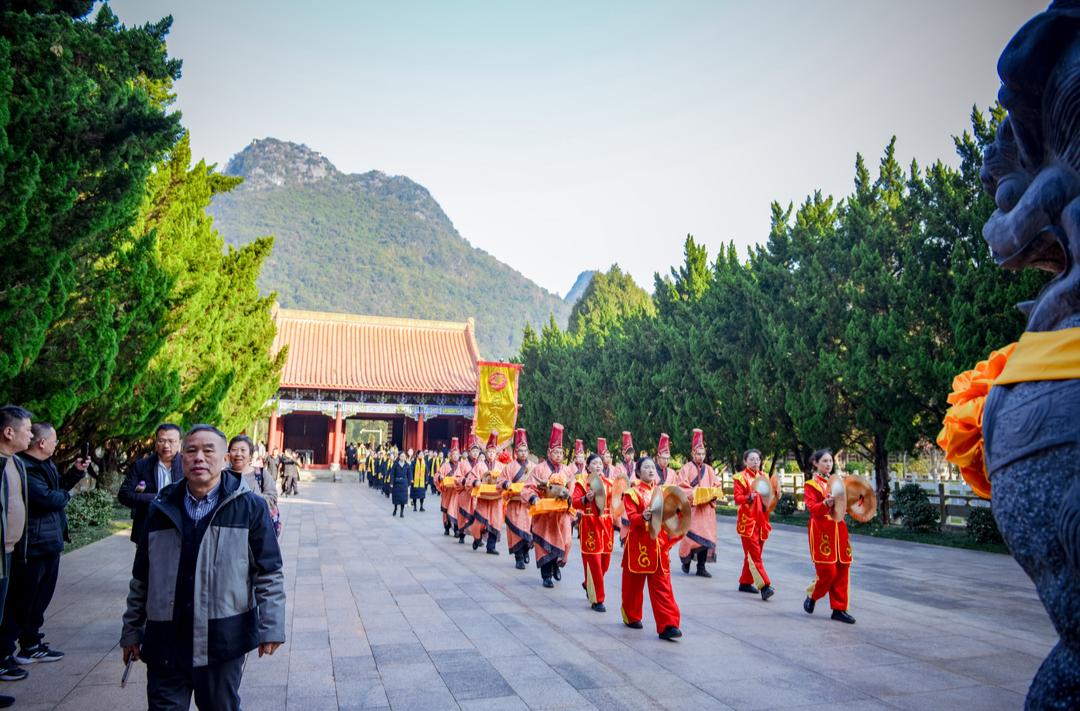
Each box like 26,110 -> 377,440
209,138 -> 573,358
564,270 -> 596,304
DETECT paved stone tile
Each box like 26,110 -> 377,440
816,660 -> 982,697
13,482 -> 1056,709
882,684 -> 1027,711
335,678 -> 389,708
384,684 -> 461,710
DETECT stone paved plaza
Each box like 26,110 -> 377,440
9,481 -> 1056,710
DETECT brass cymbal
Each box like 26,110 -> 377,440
752,474 -> 776,513
647,485 -> 664,539
828,473 -> 847,522
588,470 -> 607,513
661,485 -> 691,539
611,473 -> 631,518
844,475 -> 877,522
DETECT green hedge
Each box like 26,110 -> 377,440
67,489 -> 116,529
965,507 -> 1004,545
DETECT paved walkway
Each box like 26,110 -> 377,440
11,482 -> 1055,710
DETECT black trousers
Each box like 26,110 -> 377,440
147,656 -> 245,711
0,552 -> 60,656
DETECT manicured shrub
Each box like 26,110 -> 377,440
966,506 -> 1004,545
776,493 -> 797,517
894,483 -> 939,532
67,489 -> 115,529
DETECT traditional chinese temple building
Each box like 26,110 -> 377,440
266,306 -> 480,467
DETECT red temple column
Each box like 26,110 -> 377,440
269,411 -> 281,453
333,407 -> 344,466
416,414 -> 425,452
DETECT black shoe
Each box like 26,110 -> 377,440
15,644 -> 63,665
473,539 -> 481,550
738,583 -> 757,593
458,535 -> 466,544
515,559 -> 526,570
413,504 -> 417,511
524,551 -> 530,564
399,511 -> 404,518
543,577 -> 554,588
420,505 -> 425,511
760,585 -> 775,601
553,566 -> 562,581
658,625 -> 683,641
443,526 -> 450,536
591,602 -> 606,612
0,657 -> 27,681
681,562 -> 690,574
625,620 -> 643,629
0,694 -> 12,708
695,567 -> 712,578
391,506 -> 397,516
831,609 -> 856,624
486,548 -> 500,555
804,597 -> 816,614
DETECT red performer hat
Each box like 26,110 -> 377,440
657,433 -> 670,455
549,423 -> 564,450
622,431 -> 634,452
597,438 -> 608,457
574,439 -> 584,457
470,433 -> 483,450
450,437 -> 460,453
692,428 -> 704,451
486,429 -> 499,449
514,428 -> 528,448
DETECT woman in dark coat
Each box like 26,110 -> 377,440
391,451 -> 412,517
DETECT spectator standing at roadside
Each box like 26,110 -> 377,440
0,423 -> 88,672
0,405 -> 34,707
117,424 -> 183,543
280,450 -> 299,497
120,424 -> 285,711
226,436 -> 280,537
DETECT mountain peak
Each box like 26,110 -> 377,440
225,138 -> 338,191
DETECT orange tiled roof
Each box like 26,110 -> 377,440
271,307 -> 481,394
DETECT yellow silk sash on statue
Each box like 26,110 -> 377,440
938,327 -> 1080,499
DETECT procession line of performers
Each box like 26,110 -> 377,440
375,424 -> 858,641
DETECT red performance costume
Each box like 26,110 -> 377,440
654,433 -> 677,486
615,431 -> 636,546
733,467 -> 773,598
804,475 -> 852,613
497,429 -> 534,567
435,438 -> 466,535
676,429 -> 721,575
468,430 -> 504,554
571,472 -> 614,608
620,480 -> 681,634
521,424 -> 575,586
455,435 -> 484,543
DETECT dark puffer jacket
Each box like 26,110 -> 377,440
16,454 -> 84,557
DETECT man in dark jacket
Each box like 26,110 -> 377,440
121,424 -> 285,711
0,423 -> 88,668
117,424 -> 184,542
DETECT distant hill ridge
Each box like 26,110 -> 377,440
209,138 -> 589,359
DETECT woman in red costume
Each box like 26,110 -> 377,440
803,449 -> 855,623
571,454 -> 614,612
620,456 -> 683,641
733,449 -> 775,601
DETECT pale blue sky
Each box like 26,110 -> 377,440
102,0 -> 1045,297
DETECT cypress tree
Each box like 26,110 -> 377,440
0,3 -> 181,398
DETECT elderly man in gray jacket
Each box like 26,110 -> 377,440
120,424 -> 286,711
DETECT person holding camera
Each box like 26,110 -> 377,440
117,424 -> 184,543
0,422 -> 89,672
